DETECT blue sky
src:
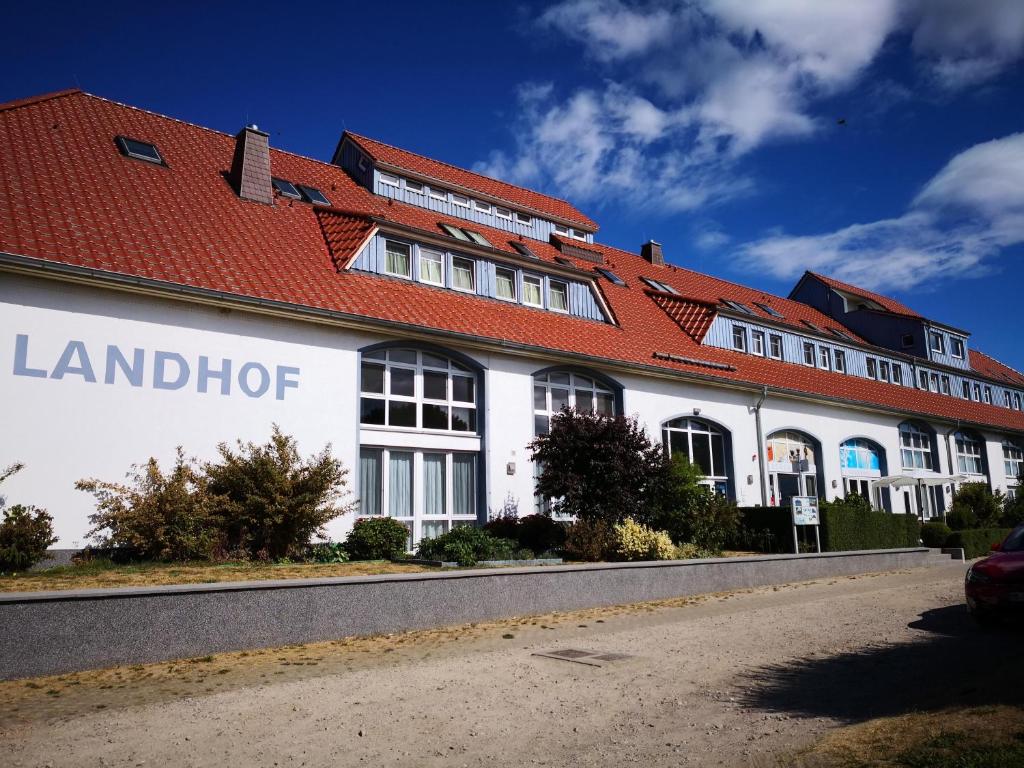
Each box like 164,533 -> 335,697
2,1 -> 1023,367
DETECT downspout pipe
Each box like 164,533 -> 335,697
754,386 -> 769,506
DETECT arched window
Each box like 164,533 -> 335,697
954,430 -> 985,476
662,417 -> 731,496
766,430 -> 821,505
900,422 -> 933,470
360,348 -> 477,433
767,431 -> 816,466
533,371 -> 615,436
358,345 -> 484,549
840,438 -> 886,508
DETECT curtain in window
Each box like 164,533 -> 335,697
423,453 -> 445,516
421,520 -> 448,541
453,260 -> 474,291
388,451 -> 413,517
495,270 -> 515,300
359,448 -> 382,517
420,250 -> 442,284
453,454 -> 476,517
385,243 -> 410,276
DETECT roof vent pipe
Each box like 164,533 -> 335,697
229,125 -> 273,205
641,240 -> 664,266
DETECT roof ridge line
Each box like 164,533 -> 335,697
345,130 -> 585,214
0,88 -> 82,113
973,348 -> 1024,378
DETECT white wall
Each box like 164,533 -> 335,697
3,273 -> 1016,548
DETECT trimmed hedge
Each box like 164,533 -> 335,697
820,507 -> 919,552
946,527 -> 1013,559
734,507 -> 794,553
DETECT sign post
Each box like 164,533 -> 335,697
790,496 -> 821,554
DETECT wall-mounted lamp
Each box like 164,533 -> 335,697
831,479 -> 838,489
746,474 -> 754,485
692,407 -> 701,416
506,462 -> 516,476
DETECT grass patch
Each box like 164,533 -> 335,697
0,559 -> 430,592
786,706 -> 1024,767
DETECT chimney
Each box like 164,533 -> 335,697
641,240 -> 664,266
229,124 -> 273,205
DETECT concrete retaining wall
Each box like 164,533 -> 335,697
0,548 -> 933,680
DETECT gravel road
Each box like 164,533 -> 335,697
7,561 -> 1017,768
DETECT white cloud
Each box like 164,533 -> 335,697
738,133 -> 1024,290
538,0 -> 675,62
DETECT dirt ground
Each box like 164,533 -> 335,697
4,561 -> 1020,768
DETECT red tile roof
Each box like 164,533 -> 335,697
649,293 -> 717,342
344,132 -> 598,230
1,89 -> 1023,437
803,271 -> 922,318
971,350 -> 1024,388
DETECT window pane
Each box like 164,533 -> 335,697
423,454 -> 446,516
452,258 -> 475,291
496,269 -> 516,300
385,242 -> 411,276
534,385 -> 547,410
423,370 -> 448,400
711,434 -> 725,477
550,373 -> 570,385
388,452 -> 413,518
551,387 -> 570,412
452,375 -> 474,403
550,282 -> 569,311
361,362 -> 384,394
420,250 -> 443,284
523,277 -> 542,306
389,349 -> 417,365
389,401 -> 417,427
359,448 -> 382,517
692,433 -> 713,476
595,392 -> 614,416
534,414 -> 549,436
421,353 -> 448,368
390,367 -> 415,396
422,403 -> 449,430
575,389 -> 594,412
360,397 -> 386,425
669,431 -> 690,462
453,454 -> 476,517
452,406 -> 476,432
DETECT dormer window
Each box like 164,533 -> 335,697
452,256 -> 476,293
951,338 -> 965,358
553,224 -> 570,236
451,194 -> 471,208
495,206 -> 513,220
429,187 -> 448,201
515,213 -> 533,226
523,275 -> 543,307
405,180 -> 424,194
495,267 -> 517,301
474,201 -> 491,213
571,229 -> 588,241
930,331 -> 945,354
380,172 -> 400,187
116,136 -> 163,164
297,185 -> 330,206
271,177 -> 301,199
549,280 -> 569,312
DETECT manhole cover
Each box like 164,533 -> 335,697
532,649 -> 635,666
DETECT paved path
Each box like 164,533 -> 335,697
7,562 -> 1018,768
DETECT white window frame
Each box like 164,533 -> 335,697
451,256 -> 476,294
900,423 -> 933,471
918,370 -> 928,390
429,187 -> 448,201
379,172 -> 400,187
553,223 -> 570,236
768,334 -> 783,360
879,360 -> 890,382
662,418 -> 731,494
955,431 -> 984,475
522,274 -> 543,307
383,240 -> 412,279
418,247 -> 444,287
951,338 -> 965,358
834,349 -> 846,373
474,200 -> 491,213
732,325 -> 747,352
941,375 -> 951,396
974,382 -> 982,401
451,193 -> 471,208
515,212 -> 533,226
818,346 -> 831,370
930,331 -> 945,355
571,229 -> 587,241
751,330 -> 765,356
405,180 -> 424,194
892,364 -> 903,386
984,386 -> 992,404
929,372 -> 940,393
549,280 -> 569,313
495,266 -> 517,302
802,342 -> 815,367
1004,439 -> 1023,480
495,206 -> 513,221
867,358 -> 878,380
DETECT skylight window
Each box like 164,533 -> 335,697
296,185 -> 330,206
510,242 -> 538,259
271,177 -> 301,199
555,256 -> 574,267
721,299 -> 756,315
801,320 -> 824,333
830,328 -> 853,341
754,302 -> 783,318
464,229 -> 491,247
440,223 -> 472,242
641,277 -> 678,295
596,268 -> 625,286
116,136 -> 163,164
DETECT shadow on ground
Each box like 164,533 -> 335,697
736,603 -> 1024,723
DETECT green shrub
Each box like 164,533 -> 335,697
0,504 -> 58,572
78,449 -> 220,562
674,542 -> 716,559
516,514 -> 566,554
819,501 -> 919,551
613,518 -> 675,561
514,547 -> 536,561
308,541 -> 349,563
1002,494 -> 1024,527
344,517 -> 409,560
204,426 -> 354,559
948,483 -> 1004,530
416,526 -> 515,567
732,507 -> 792,553
646,457 -> 740,554
482,514 -> 520,541
947,527 -> 1014,559
920,521 -> 953,548
563,518 -> 616,562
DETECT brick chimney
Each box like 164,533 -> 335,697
229,125 -> 273,205
641,240 -> 664,266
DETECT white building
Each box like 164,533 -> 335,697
2,89 -> 1023,549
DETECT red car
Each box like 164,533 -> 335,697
965,524 -> 1024,624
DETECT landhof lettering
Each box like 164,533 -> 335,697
11,334 -> 300,400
